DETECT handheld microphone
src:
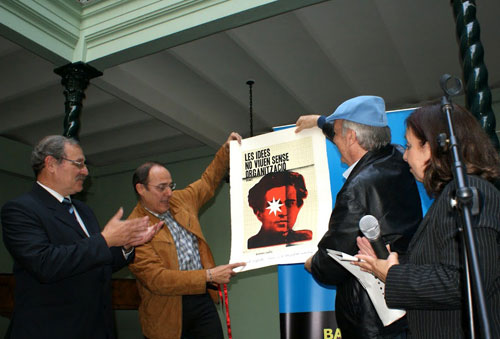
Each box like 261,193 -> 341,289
359,215 -> 389,259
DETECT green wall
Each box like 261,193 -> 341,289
0,137 -> 34,274
0,138 -> 279,338
0,137 -> 35,335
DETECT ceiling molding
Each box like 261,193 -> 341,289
0,0 -> 80,61
81,0 -> 210,20
83,0 -> 327,68
82,0 -> 226,50
1,0 -> 327,68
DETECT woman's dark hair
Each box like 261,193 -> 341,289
406,102 -> 500,197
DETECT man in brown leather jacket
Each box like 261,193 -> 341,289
128,132 -> 245,339
296,96 -> 422,339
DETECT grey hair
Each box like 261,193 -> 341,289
31,135 -> 79,177
342,120 -> 391,151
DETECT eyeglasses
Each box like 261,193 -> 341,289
146,182 -> 176,192
60,157 -> 87,169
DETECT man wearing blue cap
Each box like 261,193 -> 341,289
296,96 -> 422,338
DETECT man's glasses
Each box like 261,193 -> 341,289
146,182 -> 177,192
60,157 -> 87,169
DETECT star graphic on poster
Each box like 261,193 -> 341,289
266,197 -> 283,216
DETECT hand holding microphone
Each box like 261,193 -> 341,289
359,215 -> 389,259
355,215 -> 399,282
354,236 -> 399,283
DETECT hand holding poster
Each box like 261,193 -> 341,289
229,128 -> 332,271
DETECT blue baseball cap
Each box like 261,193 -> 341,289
325,95 -> 387,127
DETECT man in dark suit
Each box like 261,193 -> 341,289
1,135 -> 161,339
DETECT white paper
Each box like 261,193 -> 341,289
327,249 -> 406,326
229,128 -> 332,271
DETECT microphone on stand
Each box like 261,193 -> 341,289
359,215 -> 389,259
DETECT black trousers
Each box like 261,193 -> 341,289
181,293 -> 223,339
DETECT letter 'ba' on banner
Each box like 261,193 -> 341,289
276,108 -> 433,339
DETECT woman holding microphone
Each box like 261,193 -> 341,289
354,102 -> 500,338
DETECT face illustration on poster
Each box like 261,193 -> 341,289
247,171 -> 312,249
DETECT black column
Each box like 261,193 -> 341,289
54,62 -> 103,140
452,0 -> 499,150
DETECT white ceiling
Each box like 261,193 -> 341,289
1,0 -> 499,167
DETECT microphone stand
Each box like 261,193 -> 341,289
439,74 -> 491,339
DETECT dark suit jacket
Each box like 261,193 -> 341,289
385,176 -> 500,338
1,183 -> 132,339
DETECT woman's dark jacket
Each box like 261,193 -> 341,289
385,176 -> 500,338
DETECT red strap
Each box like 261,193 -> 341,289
218,284 -> 232,339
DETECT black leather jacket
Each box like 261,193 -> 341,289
311,144 -> 422,339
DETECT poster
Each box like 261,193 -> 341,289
229,127 -> 332,271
